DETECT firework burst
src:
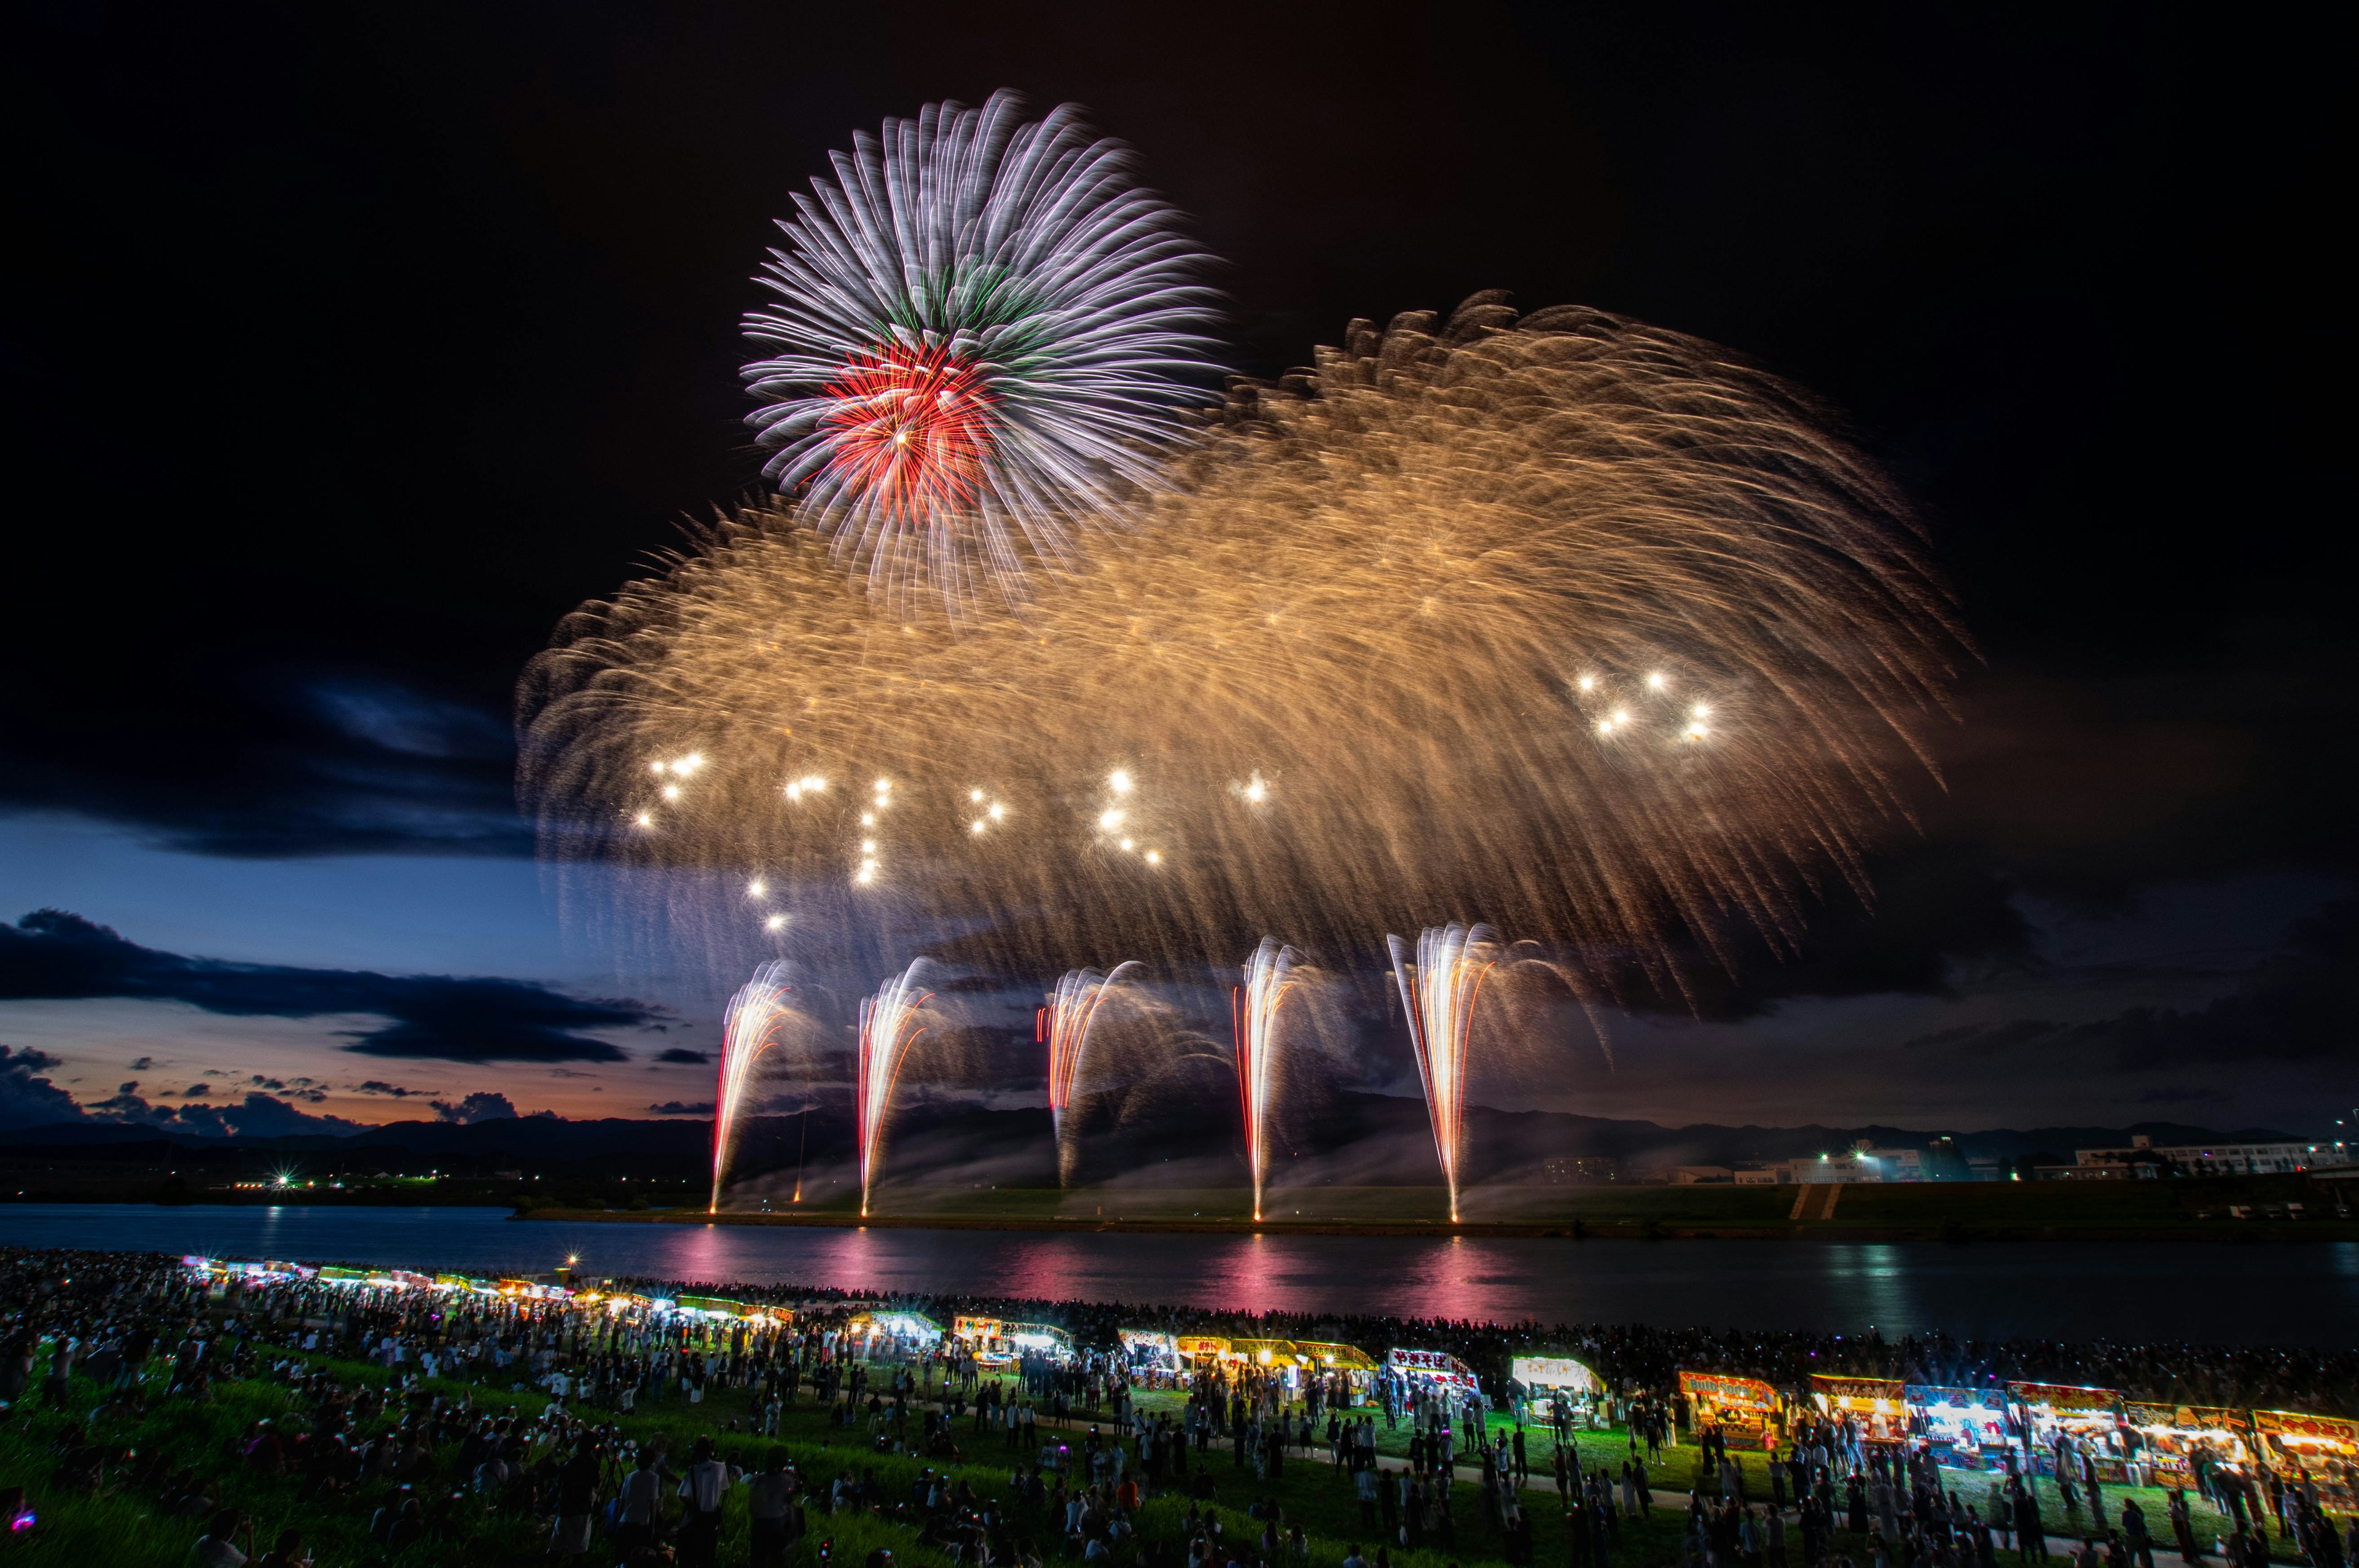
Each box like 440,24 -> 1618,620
742,90 -> 1218,607
525,298 -> 1968,1003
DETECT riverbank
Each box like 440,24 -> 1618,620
519,1173 -> 2358,1241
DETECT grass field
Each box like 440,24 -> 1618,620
1,1337 -> 2314,1567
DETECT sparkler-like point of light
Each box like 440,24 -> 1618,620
1232,937 -> 1299,1224
1041,961 -> 1141,1188
711,961 -> 795,1212
1387,922 -> 1498,1223
855,960 -> 935,1217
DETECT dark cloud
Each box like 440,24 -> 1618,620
2137,1086 -> 2229,1106
127,1056 -> 152,1071
1,1044 -> 84,1131
74,1086 -> 366,1137
248,1074 -> 286,1090
647,1101 -> 716,1117
654,1048 -> 711,1065
0,666 -> 530,859
2072,900 -> 2359,1069
118,1080 -> 139,1093
432,1091 -> 518,1125
179,1083 -> 212,1098
0,910 -> 662,1063
355,1080 -> 432,1098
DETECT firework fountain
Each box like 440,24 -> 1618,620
710,960 -> 797,1212
854,961 -> 936,1217
1232,938 -> 1299,1223
1041,962 -> 1141,1187
1387,924 -> 1500,1222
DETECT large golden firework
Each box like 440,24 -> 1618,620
519,297 -> 1966,1000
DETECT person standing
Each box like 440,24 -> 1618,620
749,1448 -> 799,1568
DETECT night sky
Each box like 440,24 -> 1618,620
3,3 -> 2348,1138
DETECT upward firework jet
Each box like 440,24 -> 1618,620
1387,924 -> 1500,1222
855,960 -> 935,1217
1041,962 -> 1140,1187
741,90 -> 1218,607
1232,938 -> 1299,1223
524,298 -> 1969,1000
710,960 -> 796,1212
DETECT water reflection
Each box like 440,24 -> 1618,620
2,1206 -> 2351,1346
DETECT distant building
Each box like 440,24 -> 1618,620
1670,1166 -> 1733,1185
1540,1156 -> 1621,1185
1733,1168 -> 1780,1185
2072,1134 -> 2320,1177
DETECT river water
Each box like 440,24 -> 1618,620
4,1204 -> 2352,1345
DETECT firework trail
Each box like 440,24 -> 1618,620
1386,924 -> 1499,1222
854,959 -> 934,1217
710,960 -> 796,1212
741,90 -> 1218,608
1040,961 -> 1141,1187
523,298 -> 1969,1003
1232,938 -> 1299,1222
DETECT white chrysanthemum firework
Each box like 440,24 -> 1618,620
741,90 -> 1218,606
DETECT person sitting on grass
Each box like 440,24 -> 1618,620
190,1507 -> 253,1568
254,1526 -> 311,1568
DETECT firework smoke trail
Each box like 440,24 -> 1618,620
741,90 -> 1218,609
1040,961 -> 1141,1187
854,961 -> 934,1217
710,960 -> 796,1212
1386,924 -> 1499,1222
1231,938 -> 1298,1223
524,299 -> 1970,997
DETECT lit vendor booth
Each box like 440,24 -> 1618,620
1118,1328 -> 1181,1376
1390,1348 -> 1484,1400
1680,1371 -> 1785,1451
2121,1404 -> 2252,1491
952,1315 -> 1070,1367
1297,1341 -> 1380,1405
2006,1383 -> 2128,1480
1810,1375 -> 1908,1448
1512,1356 -> 1605,1426
1904,1386 -> 2012,1468
2251,1411 -> 2358,1507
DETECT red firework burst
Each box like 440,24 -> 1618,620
818,345 -> 996,522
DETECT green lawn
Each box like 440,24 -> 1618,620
6,1335 -> 2314,1568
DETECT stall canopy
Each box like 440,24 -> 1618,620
1681,1371 -> 1784,1451
1299,1341 -> 1379,1373
1391,1348 -> 1482,1394
1511,1357 -> 1600,1394
1906,1386 -> 2011,1452
2251,1410 -> 2358,1491
1812,1375 -> 1907,1442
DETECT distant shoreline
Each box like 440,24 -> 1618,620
512,1206 -> 2353,1242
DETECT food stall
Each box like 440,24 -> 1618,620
1298,1341 -> 1380,1405
1904,1386 -> 2012,1468
1810,1375 -> 1907,1447
2121,1404 -> 2252,1491
2006,1383 -> 2128,1480
1512,1356 -> 1604,1426
951,1315 -> 1068,1366
1118,1328 -> 1181,1375
1390,1347 -> 1484,1400
1680,1371 -> 1785,1451
2251,1411 -> 2357,1505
